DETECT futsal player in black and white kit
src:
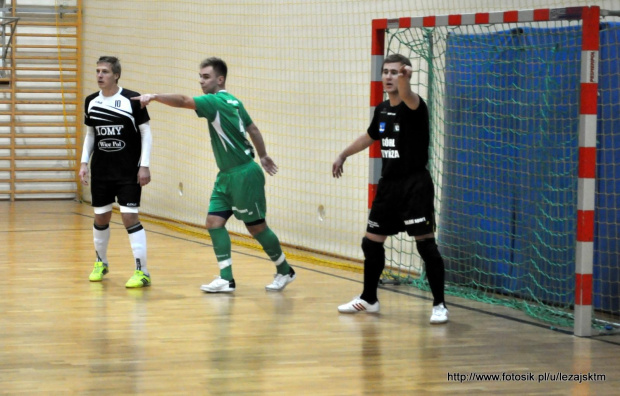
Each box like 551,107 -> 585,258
79,56 -> 153,288
332,53 -> 448,324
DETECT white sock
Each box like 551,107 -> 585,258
93,223 -> 110,264
127,223 -> 148,275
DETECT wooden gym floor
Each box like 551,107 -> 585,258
0,201 -> 618,395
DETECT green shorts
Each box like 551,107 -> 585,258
208,161 -> 267,223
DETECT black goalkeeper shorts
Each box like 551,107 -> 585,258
367,170 -> 436,237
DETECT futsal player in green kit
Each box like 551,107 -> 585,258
133,57 -> 295,293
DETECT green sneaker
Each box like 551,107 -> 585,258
89,261 -> 108,282
125,270 -> 151,288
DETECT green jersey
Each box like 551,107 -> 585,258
194,90 -> 255,171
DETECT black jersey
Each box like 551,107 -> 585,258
367,97 -> 430,179
84,88 -> 150,182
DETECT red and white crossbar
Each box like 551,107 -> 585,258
369,6 -> 600,336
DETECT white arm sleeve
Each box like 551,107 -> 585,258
80,126 -> 95,163
139,122 -> 153,167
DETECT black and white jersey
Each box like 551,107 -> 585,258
367,97 -> 430,179
84,88 -> 150,182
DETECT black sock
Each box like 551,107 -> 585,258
416,238 -> 445,306
359,237 -> 385,304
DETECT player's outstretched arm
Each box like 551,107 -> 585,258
332,132 -> 374,178
132,94 -> 196,110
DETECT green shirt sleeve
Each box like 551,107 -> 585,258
193,94 -> 214,120
237,101 -> 253,128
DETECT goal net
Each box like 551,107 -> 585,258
375,7 -> 620,334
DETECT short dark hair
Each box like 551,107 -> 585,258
382,54 -> 412,68
97,56 -> 121,82
199,57 -> 228,80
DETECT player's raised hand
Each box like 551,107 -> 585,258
131,94 -> 157,108
399,64 -> 413,80
260,155 -> 278,176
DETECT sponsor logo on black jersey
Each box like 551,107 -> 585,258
379,122 -> 386,133
95,125 -> 123,136
98,138 -> 126,152
381,138 -> 399,158
382,138 -> 395,147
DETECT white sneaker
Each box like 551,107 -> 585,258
265,268 -> 296,291
200,277 -> 236,293
430,303 -> 449,324
338,296 -> 380,314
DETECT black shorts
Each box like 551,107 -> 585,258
91,179 -> 141,209
367,170 -> 436,237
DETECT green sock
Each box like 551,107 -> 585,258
220,265 -> 233,281
254,227 -> 290,275
208,227 -> 233,280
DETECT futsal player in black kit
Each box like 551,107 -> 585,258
332,53 -> 448,324
79,56 -> 153,288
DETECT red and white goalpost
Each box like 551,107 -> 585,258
574,6 -> 599,338
369,6 -> 606,336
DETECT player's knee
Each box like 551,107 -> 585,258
206,211 -> 231,230
361,237 -> 384,261
93,222 -> 109,231
121,213 -> 139,228
416,238 -> 441,263
245,219 -> 266,237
